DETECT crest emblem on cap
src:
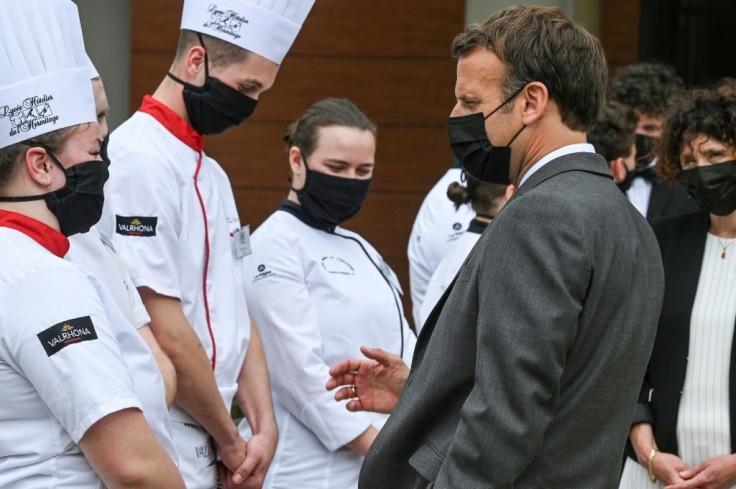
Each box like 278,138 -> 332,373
203,4 -> 249,40
0,95 -> 57,137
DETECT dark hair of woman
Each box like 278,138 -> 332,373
283,98 -> 377,158
657,82 -> 736,183
446,173 -> 507,216
0,125 -> 79,193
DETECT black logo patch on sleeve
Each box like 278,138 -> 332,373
37,316 -> 98,357
115,215 -> 157,237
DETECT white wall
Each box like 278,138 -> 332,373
73,0 -> 131,131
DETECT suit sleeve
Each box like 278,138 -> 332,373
244,233 -> 373,452
432,193 -> 592,488
103,149 -> 183,299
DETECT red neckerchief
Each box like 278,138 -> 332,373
138,95 -> 204,152
0,210 -> 69,257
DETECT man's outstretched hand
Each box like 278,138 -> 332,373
326,346 -> 410,414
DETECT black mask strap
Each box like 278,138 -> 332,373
484,85 -> 526,121
0,144 -> 64,202
167,33 -> 211,87
291,150 -> 310,193
506,125 -> 526,147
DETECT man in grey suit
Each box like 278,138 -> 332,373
327,5 -> 664,489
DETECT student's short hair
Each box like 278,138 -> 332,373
451,5 -> 607,132
174,29 -> 248,69
658,82 -> 736,183
609,63 -> 684,119
587,101 -> 638,163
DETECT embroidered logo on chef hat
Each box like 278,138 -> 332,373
180,0 -> 315,65
0,0 -> 96,150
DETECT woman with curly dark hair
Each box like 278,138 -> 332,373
620,81 -> 736,489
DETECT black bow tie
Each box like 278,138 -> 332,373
633,167 -> 657,183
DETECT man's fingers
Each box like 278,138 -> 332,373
232,455 -> 258,486
326,372 -> 357,391
360,345 -> 393,364
333,385 -> 359,402
328,358 -> 362,377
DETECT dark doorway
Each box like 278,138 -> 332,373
640,0 -> 736,86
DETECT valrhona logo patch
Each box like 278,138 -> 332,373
37,316 -> 98,357
0,95 -> 58,137
116,216 -> 157,237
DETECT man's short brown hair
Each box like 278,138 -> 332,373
587,101 -> 637,163
174,29 -> 248,69
451,6 -> 607,132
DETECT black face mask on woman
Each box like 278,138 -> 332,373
167,34 -> 257,135
682,159 -> 736,216
291,153 -> 372,231
446,86 -> 525,185
0,146 -> 109,236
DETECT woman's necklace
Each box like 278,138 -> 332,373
717,237 -> 735,259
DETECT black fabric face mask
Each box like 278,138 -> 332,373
682,159 -> 736,216
292,154 -> 372,231
446,87 -> 526,185
167,34 -> 257,135
0,147 -> 109,236
635,133 -> 656,168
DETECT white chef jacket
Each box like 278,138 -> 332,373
242,202 -> 416,489
0,211 -> 141,489
418,218 -> 487,329
66,226 -> 177,463
407,167 -> 474,330
100,96 -> 251,482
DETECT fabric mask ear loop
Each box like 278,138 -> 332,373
0,145 -> 65,202
197,33 -> 210,79
290,150 -> 310,193
484,85 -> 526,120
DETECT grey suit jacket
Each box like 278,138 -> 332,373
360,152 -> 664,489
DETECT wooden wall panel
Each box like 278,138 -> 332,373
133,0 -> 463,58
600,0 -> 640,73
130,0 -> 465,327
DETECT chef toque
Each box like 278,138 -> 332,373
180,0 -> 315,65
0,0 -> 95,150
86,54 -> 100,80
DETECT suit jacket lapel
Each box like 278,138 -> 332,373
647,182 -> 667,220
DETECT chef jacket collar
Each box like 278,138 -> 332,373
467,218 -> 489,235
0,209 -> 69,257
278,199 -> 335,233
138,95 -> 204,153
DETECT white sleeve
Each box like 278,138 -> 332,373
104,150 -> 183,299
2,266 -> 141,443
245,234 -> 373,452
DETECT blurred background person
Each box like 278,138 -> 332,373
587,100 -> 639,189
417,175 -> 510,329
242,98 -> 416,489
609,62 -> 699,220
407,160 -> 474,330
621,82 -> 736,489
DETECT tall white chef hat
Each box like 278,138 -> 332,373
180,0 -> 315,65
0,0 -> 95,151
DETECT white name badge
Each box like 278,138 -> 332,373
232,225 -> 252,259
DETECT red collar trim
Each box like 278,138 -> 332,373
138,95 -> 204,152
0,210 -> 69,257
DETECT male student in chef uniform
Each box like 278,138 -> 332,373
100,1 -> 315,487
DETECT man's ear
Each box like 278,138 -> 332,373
184,44 -> 207,80
609,157 -> 627,183
24,147 -> 53,188
520,81 -> 549,126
